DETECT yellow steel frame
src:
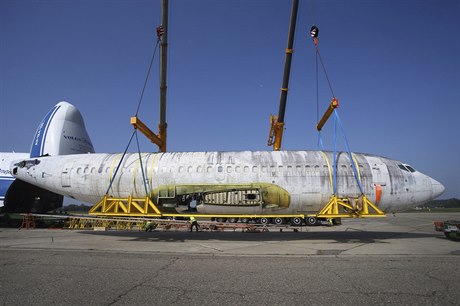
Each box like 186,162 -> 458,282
317,194 -> 385,218
67,217 -> 146,230
130,116 -> 166,152
89,195 -> 162,217
89,194 -> 384,219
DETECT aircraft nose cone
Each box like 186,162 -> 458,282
431,178 -> 445,199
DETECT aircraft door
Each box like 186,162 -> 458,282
365,156 -> 390,203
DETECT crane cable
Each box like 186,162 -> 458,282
309,25 -> 364,196
105,26 -> 164,196
311,25 -> 336,150
135,27 -> 163,116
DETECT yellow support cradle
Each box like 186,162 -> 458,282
89,195 -> 162,217
317,194 -> 385,218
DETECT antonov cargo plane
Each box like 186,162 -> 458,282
9,110 -> 445,220
1,102 -> 94,212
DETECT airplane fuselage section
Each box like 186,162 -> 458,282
11,150 -> 444,214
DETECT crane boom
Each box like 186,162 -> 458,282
131,0 -> 168,152
268,0 -> 299,151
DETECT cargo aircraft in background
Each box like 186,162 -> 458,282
9,104 -> 444,223
1,102 -> 94,213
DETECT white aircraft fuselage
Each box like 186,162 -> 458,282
11,150 -> 444,214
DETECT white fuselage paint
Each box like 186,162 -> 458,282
11,150 -> 445,214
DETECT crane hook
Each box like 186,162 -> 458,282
310,25 -> 319,46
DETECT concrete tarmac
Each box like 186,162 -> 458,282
1,212 -> 459,305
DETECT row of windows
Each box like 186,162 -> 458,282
74,164 -> 363,176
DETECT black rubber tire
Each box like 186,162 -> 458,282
273,217 -> 284,225
306,216 -> 318,226
290,217 -> 303,226
260,217 -> 270,225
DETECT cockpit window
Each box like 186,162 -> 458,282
398,164 -> 416,173
398,164 -> 409,172
404,164 -> 416,173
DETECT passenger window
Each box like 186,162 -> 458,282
227,166 -> 233,173
244,166 -> 249,173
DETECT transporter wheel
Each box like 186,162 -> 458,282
216,217 -> 227,223
273,217 -> 284,225
259,217 -> 270,225
306,217 -> 318,226
228,217 -> 239,223
240,218 -> 249,223
290,217 -> 303,226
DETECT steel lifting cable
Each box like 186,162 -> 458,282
135,38 -> 161,116
309,25 -> 364,196
310,25 -> 334,151
105,130 -> 136,195
106,27 -> 163,196
105,130 -> 149,196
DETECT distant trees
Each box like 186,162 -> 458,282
423,198 -> 460,208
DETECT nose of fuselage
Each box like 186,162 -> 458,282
430,178 -> 445,199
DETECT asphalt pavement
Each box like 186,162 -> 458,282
1,212 -> 459,305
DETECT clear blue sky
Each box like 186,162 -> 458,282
1,0 -> 459,199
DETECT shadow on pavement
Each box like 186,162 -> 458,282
79,228 -> 438,244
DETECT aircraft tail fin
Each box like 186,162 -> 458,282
30,101 -> 95,157
2,101 -> 95,213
